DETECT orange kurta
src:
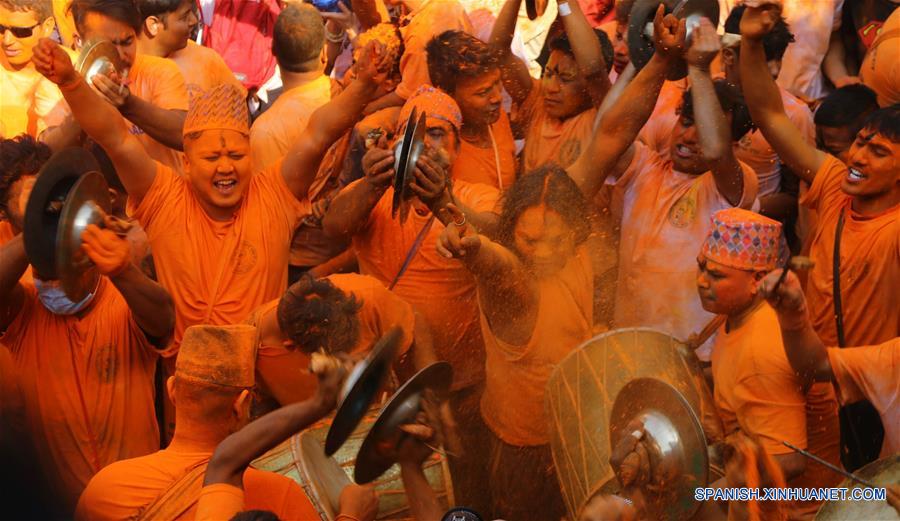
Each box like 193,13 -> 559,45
127,160 -> 309,357
828,338 -> 900,457
0,59 -> 67,138
712,303 -> 842,519
196,483 -> 244,521
451,110 -> 518,190
250,273 -> 415,405
480,247 -> 593,446
352,179 -> 499,390
514,78 -> 599,172
250,74 -> 333,172
75,448 -> 319,521
127,54 -> 189,174
0,278 -> 159,513
799,154 -> 900,347
396,0 -> 473,100
169,40 -> 243,95
860,9 -> 900,107
612,142 -> 758,358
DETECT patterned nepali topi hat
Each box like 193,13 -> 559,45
397,84 -> 462,135
176,324 -> 258,388
183,83 -> 249,137
701,208 -> 787,271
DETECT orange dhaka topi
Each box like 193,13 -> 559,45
397,84 -> 463,134
183,83 -> 250,137
175,324 -> 258,388
700,208 -> 787,271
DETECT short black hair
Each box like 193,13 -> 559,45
426,30 -> 501,94
497,164 -> 592,254
272,4 -> 325,73
814,84 -> 879,128
134,0 -> 183,21
861,103 -> 900,143
724,6 -> 794,61
276,274 -> 363,354
71,0 -> 143,34
230,511 -> 281,521
681,79 -> 754,142
0,0 -> 52,23
0,135 -> 51,220
542,28 -> 614,74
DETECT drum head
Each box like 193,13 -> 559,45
325,326 -> 403,456
609,378 -> 708,521
525,0 -> 548,20
391,109 -> 425,219
815,454 -> 900,520
76,40 -> 127,84
355,361 -> 453,484
57,171 -> 110,301
545,327 -> 714,519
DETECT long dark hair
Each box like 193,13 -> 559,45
496,164 -> 591,255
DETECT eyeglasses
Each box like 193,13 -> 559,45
0,23 -> 41,38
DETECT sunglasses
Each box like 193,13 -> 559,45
0,22 -> 40,38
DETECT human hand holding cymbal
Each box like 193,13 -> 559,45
81,223 -> 131,278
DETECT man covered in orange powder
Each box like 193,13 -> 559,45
0,150 -> 175,516
134,0 -> 242,94
0,135 -> 48,246
740,1 -> 899,470
426,30 -> 517,191
247,272 -> 438,409
32,35 -> 391,360
491,0 -> 611,172
76,324 -> 379,521
323,85 -> 500,512
696,208 -> 841,519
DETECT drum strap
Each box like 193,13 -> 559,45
832,207 -> 846,348
389,214 -> 436,290
134,460 -> 208,521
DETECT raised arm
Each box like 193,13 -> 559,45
81,224 -> 174,342
757,269 -> 833,386
436,205 -> 538,346
93,75 -> 187,152
31,39 -> 157,201
686,18 -> 744,206
204,366 -> 344,487
281,42 -> 387,200
0,235 -> 28,332
322,141 -> 392,238
568,5 -> 684,199
489,0 -> 533,106
740,4 -> 825,183
559,0 -> 611,105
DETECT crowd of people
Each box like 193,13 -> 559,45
0,0 -> 898,518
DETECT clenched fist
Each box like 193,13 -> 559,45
81,224 -> 132,277
32,38 -> 79,87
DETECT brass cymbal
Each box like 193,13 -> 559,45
392,108 -> 425,222
75,39 -> 128,84
56,171 -> 110,302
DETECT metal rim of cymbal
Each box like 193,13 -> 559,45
56,171 -> 110,302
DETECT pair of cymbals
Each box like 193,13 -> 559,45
627,0 -> 720,80
391,108 -> 426,222
75,40 -> 128,84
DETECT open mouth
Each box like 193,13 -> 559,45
674,144 -> 696,159
4,48 -> 21,58
213,179 -> 238,195
846,167 -> 867,183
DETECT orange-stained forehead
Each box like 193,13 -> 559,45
176,324 -> 258,388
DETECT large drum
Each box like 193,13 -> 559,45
252,408 -> 454,520
815,454 -> 899,520
545,328 -> 715,519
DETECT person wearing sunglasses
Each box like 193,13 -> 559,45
0,0 -> 67,138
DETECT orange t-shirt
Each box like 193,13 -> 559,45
0,278 -> 159,513
860,9 -> 900,107
127,160 -> 310,357
351,180 -> 500,390
480,247 -> 593,446
396,0 -> 473,99
0,59 -> 68,138
612,142 -> 758,357
196,483 -> 245,521
250,74 -> 333,172
169,41 -> 243,95
514,78 -> 599,172
828,338 -> 900,457
451,110 -> 518,190
711,303 -> 842,519
250,273 -> 415,406
127,54 -> 189,174
75,447 -> 319,521
799,154 -> 900,347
